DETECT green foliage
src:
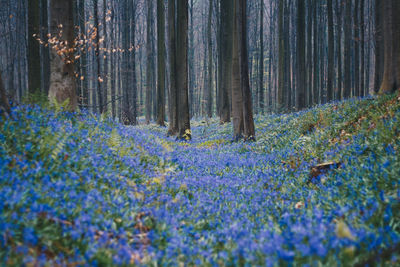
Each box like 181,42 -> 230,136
22,91 -> 50,108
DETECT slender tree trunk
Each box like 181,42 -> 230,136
327,0 -> 334,102
28,0 -> 41,94
373,0 -> 384,93
296,0 -> 306,109
146,0 -> 154,123
277,0 -> 285,112
354,0 -> 360,97
102,0 -> 108,113
207,0 -> 213,118
335,0 -> 342,100
343,0 -> 352,98
307,0 -> 312,105
157,0 -> 166,126
379,0 -> 400,93
237,0 -> 255,140
48,0 -> 77,110
0,71 -> 11,115
168,0 -> 178,135
360,0 -> 365,97
232,0 -> 244,140
93,0 -> 104,113
219,0 -> 233,123
177,0 -> 191,139
189,0 -> 195,117
312,0 -> 319,104
258,0 -> 264,114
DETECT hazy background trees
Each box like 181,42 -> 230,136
0,0 -> 399,139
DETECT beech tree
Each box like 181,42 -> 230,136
48,0 -> 77,110
379,0 -> 400,94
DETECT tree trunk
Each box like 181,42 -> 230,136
258,0 -> 264,114
146,0 -> 154,124
207,0 -> 213,118
48,0 -> 77,110
232,0 -> 244,140
0,71 -> 11,115
327,0 -> 334,102
93,0 -> 104,113
277,0 -> 285,112
379,0 -> 400,94
343,0 -> 352,98
28,0 -> 41,94
237,0 -> 255,140
312,0 -> 319,104
219,0 -> 233,123
373,0 -> 384,93
360,0 -> 365,97
168,0 -> 178,135
157,0 -> 166,126
335,0 -> 342,100
296,0 -> 306,109
354,0 -> 360,97
177,0 -> 191,140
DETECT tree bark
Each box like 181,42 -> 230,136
28,0 -> 41,94
327,0 -> 334,102
373,0 -> 384,93
0,71 -> 11,116
146,0 -> 154,123
177,0 -> 191,140
343,0 -> 352,98
354,0 -> 360,97
232,0 -> 244,140
379,0 -> 400,94
258,0 -> 264,114
168,0 -> 178,135
237,0 -> 255,140
48,0 -> 77,110
277,0 -> 285,112
296,0 -> 306,109
157,0 -> 166,126
219,0 -> 233,123
207,0 -> 213,118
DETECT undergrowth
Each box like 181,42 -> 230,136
1,93 -> 399,266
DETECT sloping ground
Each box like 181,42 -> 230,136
1,94 -> 399,265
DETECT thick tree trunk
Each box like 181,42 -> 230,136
237,0 -> 255,140
177,0 -> 191,139
157,0 -> 166,126
379,0 -> 400,93
48,0 -> 77,110
28,0 -> 41,94
219,0 -> 233,123
168,0 -> 178,135
296,0 -> 306,109
232,0 -> 243,140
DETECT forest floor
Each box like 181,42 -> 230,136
1,93 -> 400,266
